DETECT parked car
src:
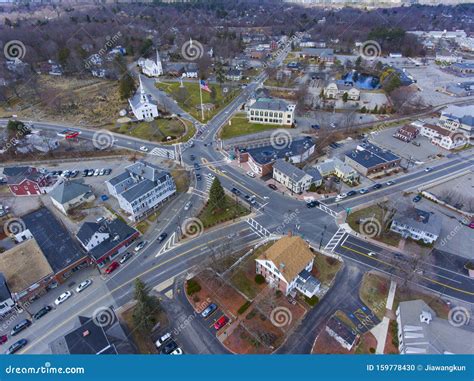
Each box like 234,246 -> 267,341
424,167 -> 432,172
386,181 -> 395,186
10,319 -> 32,336
372,183 -> 382,190
54,291 -> 72,306
311,124 -> 320,130
306,201 -> 320,208
5,339 -> 27,354
347,190 -> 357,197
246,171 -> 256,178
139,146 -> 149,152
155,332 -> 172,348
0,335 -> 7,345
267,184 -> 278,191
157,233 -> 168,243
194,163 -> 200,170
170,348 -> 183,355
70,170 -> 79,178
99,169 -> 105,176
196,174 -> 202,181
231,187 -> 241,195
161,340 -> 179,355
190,154 -> 196,161
75,279 -> 92,293
184,201 -> 192,211
119,252 -> 133,264
413,194 -> 422,203
87,169 -> 94,177
134,241 -> 147,252
359,188 -> 369,194
82,169 -> 89,177
412,141 -> 421,147
469,222 -> 474,229
93,169 -> 100,176
104,168 -> 112,175
214,315 -> 229,330
335,193 -> 347,201
207,173 -> 216,180
33,306 -> 53,320
201,303 -> 217,318
104,262 -> 119,274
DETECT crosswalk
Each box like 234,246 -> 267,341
149,146 -> 175,159
324,227 -> 347,252
246,218 -> 275,239
317,202 -> 338,218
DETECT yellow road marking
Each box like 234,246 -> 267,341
340,244 -> 474,296
20,228 -> 251,353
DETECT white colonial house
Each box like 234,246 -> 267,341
246,97 -> 295,126
129,76 -> 159,121
324,82 -> 360,101
272,159 -> 319,194
390,207 -> 441,244
255,234 -> 320,298
138,50 -> 163,77
106,161 -> 176,222
419,123 -> 468,150
438,104 -> 474,139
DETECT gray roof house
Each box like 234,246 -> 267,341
390,207 -> 442,244
106,161 -> 176,222
272,159 -> 320,194
396,299 -> 474,354
49,180 -> 95,215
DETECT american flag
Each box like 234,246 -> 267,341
200,79 -> 212,93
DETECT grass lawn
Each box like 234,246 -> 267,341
198,195 -> 249,229
219,113 -> 290,140
393,287 -> 450,320
135,220 -> 149,235
170,169 -> 190,193
157,81 -> 239,122
359,273 -> 389,320
311,251 -> 342,286
346,205 -> 401,247
121,305 -> 168,354
111,119 -> 188,143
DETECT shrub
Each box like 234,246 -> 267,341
186,279 -> 201,296
308,183 -> 318,192
246,310 -> 257,320
369,347 -> 376,354
275,290 -> 283,298
237,301 -> 252,315
305,295 -> 319,307
254,274 -> 265,284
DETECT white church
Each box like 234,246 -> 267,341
129,76 -> 159,121
138,50 -> 163,77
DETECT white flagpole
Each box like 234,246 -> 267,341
199,77 -> 204,121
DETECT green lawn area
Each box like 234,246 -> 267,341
346,204 -> 401,247
135,220 -> 149,235
157,81 -> 239,122
219,114 -> 290,140
359,273 -> 389,321
198,195 -> 249,229
111,118 -> 189,143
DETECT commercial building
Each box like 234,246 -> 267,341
419,123 -> 469,150
49,180 -> 95,215
2,166 -> 48,196
344,142 -> 401,177
272,159 -> 321,194
246,97 -> 295,126
315,158 -> 360,184
324,81 -> 360,100
390,207 -> 441,244
439,104 -> 474,139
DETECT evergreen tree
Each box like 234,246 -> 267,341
119,72 -> 135,100
342,92 -> 349,103
208,177 -> 226,211
132,278 -> 160,335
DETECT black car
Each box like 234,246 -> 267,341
306,201 -> 320,208
193,163 -> 200,171
82,169 -> 89,177
33,306 -> 52,321
196,174 -> 202,181
157,233 -> 168,243
11,319 -> 32,336
267,184 -> 278,191
161,340 -> 178,355
104,168 -> 112,175
190,154 -> 196,161
231,187 -> 241,195
347,190 -> 357,197
372,183 -> 382,190
6,339 -> 27,354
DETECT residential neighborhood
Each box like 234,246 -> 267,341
0,0 -> 473,379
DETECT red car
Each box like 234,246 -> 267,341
65,132 -> 79,139
213,315 -> 229,330
104,261 -> 119,274
0,335 -> 8,345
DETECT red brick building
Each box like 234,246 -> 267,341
3,166 -> 48,196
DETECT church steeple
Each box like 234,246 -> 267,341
138,75 -> 147,103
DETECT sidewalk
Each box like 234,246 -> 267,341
370,280 -> 397,354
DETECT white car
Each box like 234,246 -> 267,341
367,252 -> 377,257
93,169 -> 100,176
386,181 -> 395,186
170,348 -> 183,355
75,280 -> 92,293
134,241 -> 147,252
155,332 -> 171,348
207,173 -> 216,180
184,201 -> 192,211
99,169 -> 105,176
335,193 -> 347,201
139,146 -> 149,152
246,171 -> 256,178
54,291 -> 72,306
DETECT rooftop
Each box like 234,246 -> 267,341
273,159 -> 309,183
248,97 -> 294,112
49,180 -> 92,204
259,235 -> 314,282
326,316 -> 358,347
21,207 -> 86,273
345,142 -> 400,169
441,104 -> 474,128
241,137 -> 314,165
392,206 -> 442,237
0,239 -> 53,294
2,166 -> 43,185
